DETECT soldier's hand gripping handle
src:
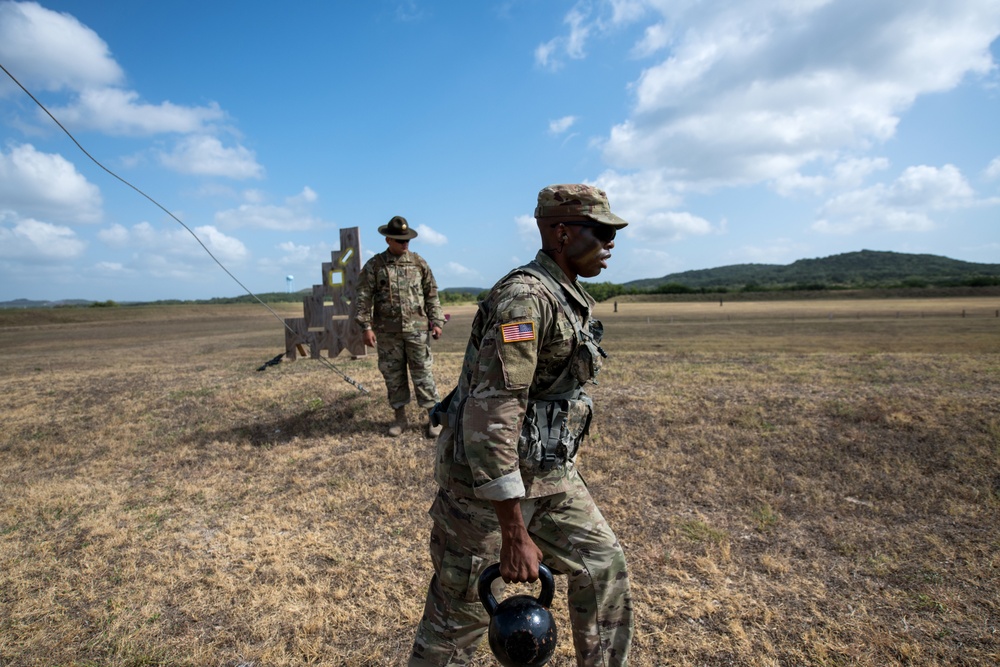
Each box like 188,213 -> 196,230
491,498 -> 544,584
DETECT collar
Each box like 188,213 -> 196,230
532,250 -> 593,311
381,248 -> 409,262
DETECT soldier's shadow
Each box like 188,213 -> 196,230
186,394 -> 380,448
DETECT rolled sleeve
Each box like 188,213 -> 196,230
462,317 -> 538,500
462,389 -> 526,498
474,471 -> 526,501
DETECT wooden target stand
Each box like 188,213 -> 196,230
283,227 -> 368,362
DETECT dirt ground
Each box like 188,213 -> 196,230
1,298 -> 998,666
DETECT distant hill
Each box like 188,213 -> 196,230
624,250 -> 1000,291
5,251 -> 999,309
0,298 -> 95,309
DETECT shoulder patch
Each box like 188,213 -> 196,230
501,321 -> 535,343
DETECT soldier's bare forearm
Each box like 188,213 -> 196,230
491,498 -> 542,583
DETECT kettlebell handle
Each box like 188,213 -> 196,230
478,562 -> 555,616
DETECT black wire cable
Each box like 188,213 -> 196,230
0,61 -> 368,394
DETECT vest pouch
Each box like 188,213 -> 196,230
518,395 -> 593,471
570,339 -> 604,384
516,402 -> 543,470
569,319 -> 606,385
563,394 -> 593,462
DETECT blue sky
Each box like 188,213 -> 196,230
1,0 -> 999,302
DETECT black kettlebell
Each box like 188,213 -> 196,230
478,562 -> 557,667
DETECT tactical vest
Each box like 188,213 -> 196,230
432,261 -> 607,471
515,264 -> 606,471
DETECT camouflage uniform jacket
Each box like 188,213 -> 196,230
355,249 -> 445,334
435,251 -> 602,501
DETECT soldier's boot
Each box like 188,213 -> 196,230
388,406 -> 407,437
425,408 -> 442,439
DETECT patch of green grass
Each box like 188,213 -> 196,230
680,519 -> 728,544
167,387 -> 215,400
913,593 -> 947,614
752,503 -> 779,532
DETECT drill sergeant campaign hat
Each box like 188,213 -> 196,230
534,184 -> 629,229
378,215 -> 418,240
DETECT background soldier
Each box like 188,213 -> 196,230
355,216 -> 445,438
409,185 -> 634,665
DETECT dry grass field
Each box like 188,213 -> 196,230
1,296 -> 998,666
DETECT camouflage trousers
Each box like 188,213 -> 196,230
409,477 -> 633,666
376,331 -> 440,409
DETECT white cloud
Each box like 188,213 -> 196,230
618,245 -> 676,281
593,169 -> 685,215
94,261 -> 125,274
276,241 -> 312,261
215,203 -> 320,231
632,210 -> 716,242
536,0 -> 650,68
288,187 -> 318,205
564,7 -> 592,59
530,0 -> 1000,253
1,3 -> 225,137
214,188 -> 326,231
515,213 -> 538,247
159,135 -> 263,179
446,262 -> 481,280
96,220 -> 248,264
0,216 -> 86,260
632,21 -> 671,58
189,225 -> 248,262
608,0 -> 650,26
596,0 -> 1000,189
0,1 -> 123,94
813,164 -> 976,234
415,224 -> 447,246
549,115 -> 578,134
733,239 -> 811,265
890,164 -> 974,207
832,157 -> 892,189
774,157 -> 891,196
49,88 -> 225,136
0,143 -> 102,222
591,169 -> 719,240
97,223 -> 129,247
534,6 -> 593,68
253,239 -> 339,282
534,40 -> 558,68
242,189 -> 267,204
986,157 -> 1000,181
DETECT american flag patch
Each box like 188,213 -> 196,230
501,321 -> 535,343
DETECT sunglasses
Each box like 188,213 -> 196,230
556,220 -> 617,243
391,238 -> 410,244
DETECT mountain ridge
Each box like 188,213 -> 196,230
623,249 -> 1000,290
3,250 -> 999,308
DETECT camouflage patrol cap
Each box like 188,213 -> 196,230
534,183 -> 628,229
378,215 -> 418,240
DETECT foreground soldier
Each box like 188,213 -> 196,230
355,216 -> 445,438
410,184 -> 634,665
